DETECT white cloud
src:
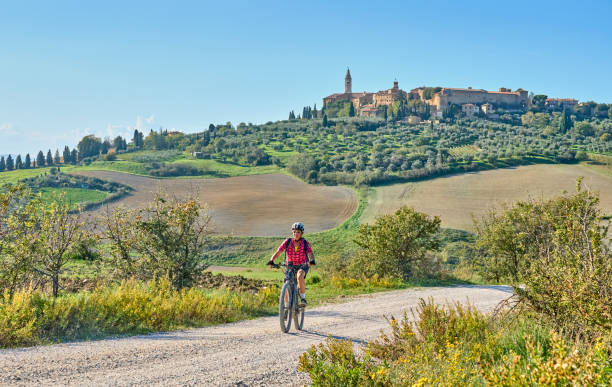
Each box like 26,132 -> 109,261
0,123 -> 17,135
145,115 -> 155,124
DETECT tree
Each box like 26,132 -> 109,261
70,149 -> 78,164
46,149 -> 53,166
36,151 -> 44,167
132,129 -> 143,148
15,155 -> 22,169
0,157 -> 5,172
6,155 -> 14,171
63,146 -> 71,164
101,139 -> 111,154
289,111 -> 296,120
100,206 -> 140,280
32,194 -> 87,297
287,153 -> 317,180
54,149 -> 61,165
322,114 -> 328,127
135,194 -> 211,288
24,154 -> 31,169
559,108 -> 572,133
77,135 -> 102,158
349,103 -> 355,117
353,206 -> 441,279
0,185 -> 40,294
574,121 -> 595,137
113,136 -> 127,151
531,94 -> 548,112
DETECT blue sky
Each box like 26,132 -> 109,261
1,0 -> 611,156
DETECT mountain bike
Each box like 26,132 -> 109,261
270,263 -> 305,333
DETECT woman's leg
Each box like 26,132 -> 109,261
297,269 -> 306,295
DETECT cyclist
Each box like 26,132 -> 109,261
267,222 -> 315,306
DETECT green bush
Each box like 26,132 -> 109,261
352,206 -> 441,280
474,181 -> 612,339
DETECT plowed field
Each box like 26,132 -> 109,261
362,164 -> 612,231
70,171 -> 357,237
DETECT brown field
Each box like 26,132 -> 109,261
362,164 -> 612,231
70,171 -> 357,237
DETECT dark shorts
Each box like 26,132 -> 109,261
285,263 -> 309,281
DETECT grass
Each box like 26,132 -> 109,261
0,167 -> 53,184
0,278 -> 279,348
170,158 -> 282,178
39,187 -> 109,208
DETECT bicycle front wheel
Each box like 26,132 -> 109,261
293,289 -> 305,331
279,281 -> 293,333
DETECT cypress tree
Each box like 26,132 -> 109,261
6,155 -> 14,170
46,149 -> 53,165
322,114 -> 328,127
54,149 -> 61,164
70,149 -> 78,164
36,151 -> 45,167
15,154 -> 23,169
24,154 -> 31,169
349,103 -> 355,117
63,146 -> 71,164
560,108 -> 573,133
101,139 -> 110,154
0,156 -> 5,171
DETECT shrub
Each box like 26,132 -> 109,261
0,278 -> 279,348
148,163 -> 203,177
474,181 -> 612,339
299,299 -> 612,386
352,206 -> 441,280
0,288 -> 38,348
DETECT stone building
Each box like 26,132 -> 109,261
414,86 -> 529,115
461,103 -> 479,116
545,98 -> 578,110
323,69 -> 407,117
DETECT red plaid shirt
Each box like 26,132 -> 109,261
277,238 -> 312,265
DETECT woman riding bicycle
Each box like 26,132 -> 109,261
267,222 -> 315,306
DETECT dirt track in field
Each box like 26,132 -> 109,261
0,285 -> 511,386
69,171 -> 357,237
363,164 -> 612,231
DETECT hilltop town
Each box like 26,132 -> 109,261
321,68 -> 578,120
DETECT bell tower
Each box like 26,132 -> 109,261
344,68 -> 352,94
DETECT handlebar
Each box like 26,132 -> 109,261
267,262 -> 315,269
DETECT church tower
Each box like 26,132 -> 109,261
345,68 -> 352,94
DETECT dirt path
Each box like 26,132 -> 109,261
0,285 -> 510,386
69,171 -> 357,237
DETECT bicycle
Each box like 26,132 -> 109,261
270,263 -> 305,333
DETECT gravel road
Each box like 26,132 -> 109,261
0,285 -> 511,386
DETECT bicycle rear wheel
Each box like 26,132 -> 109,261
279,282 -> 293,333
293,288 -> 305,330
